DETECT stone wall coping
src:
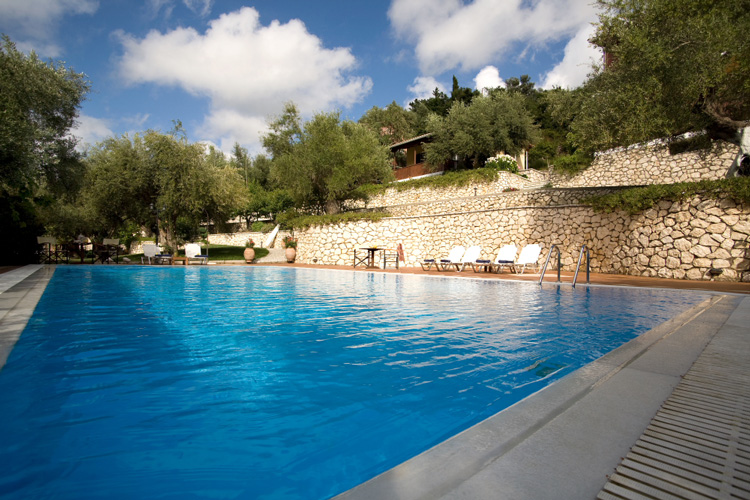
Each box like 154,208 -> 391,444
386,204 -> 589,220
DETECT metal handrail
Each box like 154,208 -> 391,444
572,244 -> 590,288
538,244 -> 561,285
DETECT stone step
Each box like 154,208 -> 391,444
257,248 -> 287,263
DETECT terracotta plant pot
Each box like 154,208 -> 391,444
285,248 -> 296,263
244,247 -> 255,263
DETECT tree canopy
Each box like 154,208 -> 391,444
571,0 -> 750,153
425,92 -> 538,169
265,107 -> 393,214
82,127 -> 247,252
0,35 -> 90,263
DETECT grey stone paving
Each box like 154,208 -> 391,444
0,265 -> 55,368
597,297 -> 750,499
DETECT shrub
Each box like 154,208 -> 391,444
552,151 -> 591,175
282,235 -> 297,249
278,210 -> 390,229
585,178 -> 750,214
485,154 -> 519,174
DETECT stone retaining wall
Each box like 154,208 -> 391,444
129,231 -> 291,254
361,170 -> 539,208
295,194 -> 749,282
356,141 -> 736,210
552,140 -> 738,188
207,231 -> 292,248
379,187 -> 617,218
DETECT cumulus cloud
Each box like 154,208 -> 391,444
474,66 -> 504,94
406,76 -> 446,105
71,114 -> 114,150
388,0 -> 598,76
116,7 -> 372,152
0,0 -> 98,56
540,24 -> 600,89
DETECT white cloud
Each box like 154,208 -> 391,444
71,114 -> 114,150
474,65 -> 504,94
0,0 -> 98,57
388,0 -> 598,76
540,24 -> 601,89
116,7 -> 372,153
406,76 -> 446,105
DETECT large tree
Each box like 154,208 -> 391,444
0,35 -> 89,263
425,93 -> 538,169
82,127 -> 246,252
265,107 -> 393,214
572,0 -> 750,154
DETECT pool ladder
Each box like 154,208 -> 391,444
538,244 -> 591,287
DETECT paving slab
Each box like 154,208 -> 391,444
0,265 -> 55,368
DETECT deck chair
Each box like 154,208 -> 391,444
452,245 -> 481,272
381,248 -> 399,269
141,243 -> 159,264
94,238 -> 120,264
185,243 -> 208,265
487,244 -> 518,274
420,256 -> 437,270
37,236 -> 59,264
515,244 -> 542,274
435,246 -> 466,271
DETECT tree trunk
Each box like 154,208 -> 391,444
325,199 -> 341,215
160,219 -> 179,254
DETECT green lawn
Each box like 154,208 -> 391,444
122,245 -> 269,262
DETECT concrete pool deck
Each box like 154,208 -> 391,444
1,264 -> 748,499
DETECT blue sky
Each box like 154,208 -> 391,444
0,0 -> 602,154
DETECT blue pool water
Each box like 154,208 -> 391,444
0,266 -> 710,499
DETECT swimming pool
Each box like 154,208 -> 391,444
0,266 -> 710,499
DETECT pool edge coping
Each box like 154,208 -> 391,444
0,265 -> 56,370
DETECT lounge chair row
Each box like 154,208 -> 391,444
421,244 -> 541,274
142,243 -> 209,265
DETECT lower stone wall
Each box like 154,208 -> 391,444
296,195 -> 750,282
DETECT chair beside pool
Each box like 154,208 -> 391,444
93,238 -> 120,264
141,243 -> 159,265
435,246 -> 467,271
514,244 -> 542,274
470,244 -> 516,273
185,243 -> 209,265
451,245 -> 482,272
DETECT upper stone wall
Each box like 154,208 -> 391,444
362,170 -> 540,209
552,140 -> 738,188
359,140 -> 737,212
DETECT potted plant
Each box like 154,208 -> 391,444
282,235 -> 297,263
244,238 -> 255,263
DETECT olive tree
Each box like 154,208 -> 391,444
425,92 -> 538,169
572,0 -> 750,155
0,35 -> 89,262
265,107 -> 393,214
